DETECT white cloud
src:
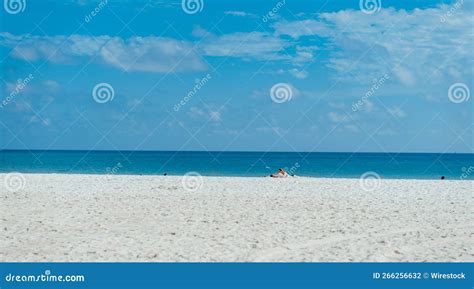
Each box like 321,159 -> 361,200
288,68 -> 308,79
189,107 -> 205,117
392,65 -> 416,87
192,26 -> 211,38
387,106 -> 407,118
292,45 -> 317,64
189,106 -> 222,122
329,102 -> 346,109
2,4 -> 471,83
29,115 -> 51,126
328,111 -> 348,123
209,110 -> 221,122
364,100 -> 374,113
99,36 -> 205,72
224,11 -> 255,17
274,20 -> 330,39
1,31 -> 299,68
344,124 -> 359,132
43,80 -> 60,91
377,128 -> 397,136
73,0 -> 88,6
202,32 -> 290,61
0,33 -> 206,73
274,5 -> 473,85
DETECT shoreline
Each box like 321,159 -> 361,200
0,171 -> 471,181
1,173 -> 473,262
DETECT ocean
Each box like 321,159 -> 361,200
0,150 -> 472,180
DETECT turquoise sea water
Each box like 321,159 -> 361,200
0,150 -> 472,180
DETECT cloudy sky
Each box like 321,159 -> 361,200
1,0 -> 472,153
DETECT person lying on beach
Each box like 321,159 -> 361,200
270,168 -> 289,178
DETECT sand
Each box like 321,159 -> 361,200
0,173 -> 472,262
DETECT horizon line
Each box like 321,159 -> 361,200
0,149 -> 472,155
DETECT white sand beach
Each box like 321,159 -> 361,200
1,173 -> 472,262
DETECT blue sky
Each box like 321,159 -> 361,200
0,0 -> 472,153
